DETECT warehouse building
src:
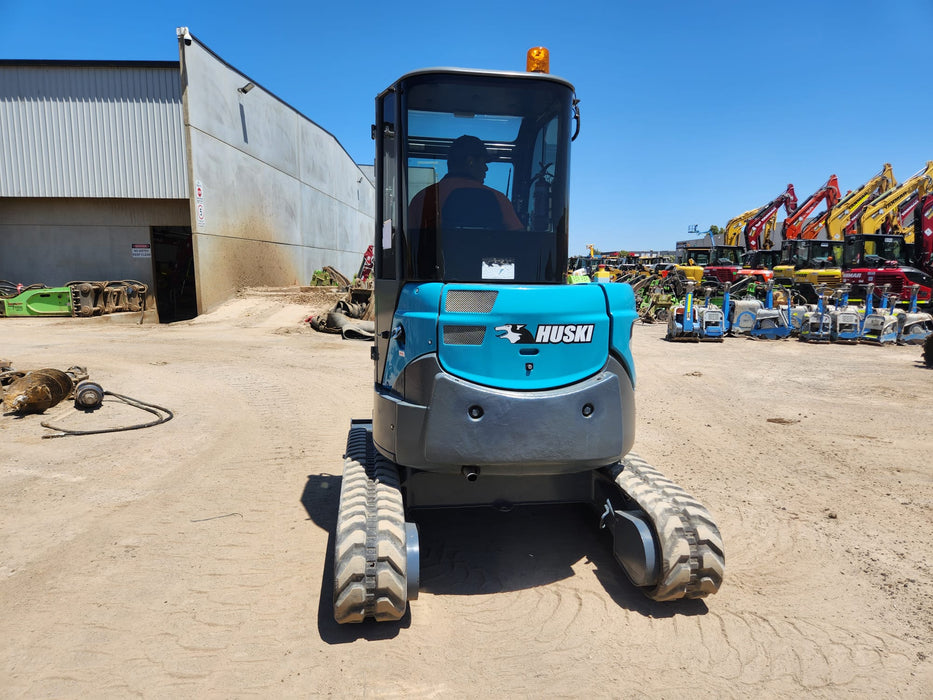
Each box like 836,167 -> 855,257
0,28 -> 374,322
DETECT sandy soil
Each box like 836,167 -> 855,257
1,288 -> 931,698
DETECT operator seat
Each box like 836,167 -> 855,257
441,188 -> 506,230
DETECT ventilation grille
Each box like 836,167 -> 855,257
445,290 -> 497,313
443,325 -> 487,345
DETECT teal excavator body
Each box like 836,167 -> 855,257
330,61 -> 724,624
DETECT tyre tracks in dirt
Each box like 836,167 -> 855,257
1,302 -> 930,696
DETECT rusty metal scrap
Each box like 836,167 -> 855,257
1,365 -> 88,414
3,369 -> 75,414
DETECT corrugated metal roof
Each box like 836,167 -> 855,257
0,63 -> 187,198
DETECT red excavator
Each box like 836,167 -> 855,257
743,184 -> 798,251
782,175 -> 841,241
772,176 -> 843,288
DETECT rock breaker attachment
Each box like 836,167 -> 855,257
1,287 -> 73,317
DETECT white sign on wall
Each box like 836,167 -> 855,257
131,243 -> 151,259
195,178 -> 206,227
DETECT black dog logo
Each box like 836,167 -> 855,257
494,324 -> 535,344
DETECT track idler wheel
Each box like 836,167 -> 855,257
607,453 -> 724,601
333,425 -> 419,624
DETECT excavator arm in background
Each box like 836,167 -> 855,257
723,208 -> 759,246
782,175 -> 841,241
918,192 -> 933,272
800,208 -> 832,239
898,185 -> 933,264
743,184 -> 798,251
858,162 -> 933,237
825,163 -> 897,241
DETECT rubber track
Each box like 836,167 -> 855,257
610,453 -> 725,601
333,426 -> 409,623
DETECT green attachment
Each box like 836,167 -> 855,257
1,287 -> 74,317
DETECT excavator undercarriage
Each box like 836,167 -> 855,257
333,423 -> 724,622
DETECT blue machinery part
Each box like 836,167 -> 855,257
665,281 -> 700,341
799,285 -> 833,343
697,286 -> 725,341
750,281 -> 792,339
896,284 -> 933,345
860,284 -> 899,345
830,286 -> 861,344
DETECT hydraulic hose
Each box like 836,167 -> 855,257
40,391 -> 173,438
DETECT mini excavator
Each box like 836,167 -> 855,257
332,49 -> 724,623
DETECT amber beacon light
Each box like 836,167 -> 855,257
526,47 -> 550,73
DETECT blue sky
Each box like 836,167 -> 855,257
3,0 -> 931,255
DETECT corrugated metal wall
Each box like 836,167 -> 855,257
0,62 -> 187,198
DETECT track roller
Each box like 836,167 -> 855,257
333,425 -> 419,624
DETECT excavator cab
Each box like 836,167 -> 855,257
370,66 -> 636,476
374,69 -> 571,300
331,54 -> 724,624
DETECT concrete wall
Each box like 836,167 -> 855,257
178,30 -> 374,312
0,198 -> 189,286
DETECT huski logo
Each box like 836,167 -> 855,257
495,323 -> 595,344
494,324 -> 535,344
535,324 -> 595,344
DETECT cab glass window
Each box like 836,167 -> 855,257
400,74 -> 572,283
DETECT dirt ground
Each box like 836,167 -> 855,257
1,288 -> 931,698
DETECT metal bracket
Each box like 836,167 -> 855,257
599,499 -> 660,588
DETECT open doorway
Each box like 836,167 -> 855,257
151,226 -> 197,322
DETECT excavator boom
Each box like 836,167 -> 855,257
782,175 -> 840,241
825,164 -> 897,241
858,162 -> 933,239
723,208 -> 759,247
800,209 -> 832,239
743,184 -> 797,250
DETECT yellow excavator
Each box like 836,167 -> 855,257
858,161 -> 933,239
825,163 -> 897,241
840,162 -> 933,305
722,208 -> 760,247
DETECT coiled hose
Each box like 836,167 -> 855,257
40,391 -> 173,438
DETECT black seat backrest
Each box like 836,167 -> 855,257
441,188 -> 505,230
